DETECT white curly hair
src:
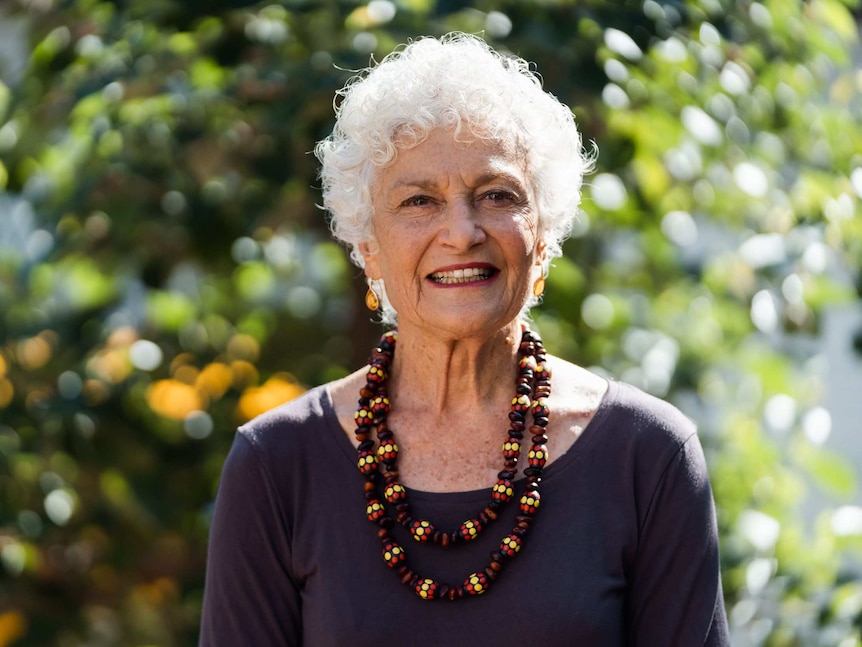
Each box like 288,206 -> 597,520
314,32 -> 594,323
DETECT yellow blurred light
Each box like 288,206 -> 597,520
237,373 -> 304,422
169,352 -> 196,375
0,379 -> 12,408
172,364 -> 199,385
0,353 -> 8,378
107,326 -> 138,348
146,379 -> 205,420
86,349 -> 132,384
226,333 -> 260,361
82,379 -> 110,406
196,362 -> 233,400
135,576 -> 179,607
230,360 -> 259,390
0,609 -> 27,647
16,336 -> 52,370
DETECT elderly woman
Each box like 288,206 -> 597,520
200,33 -> 729,645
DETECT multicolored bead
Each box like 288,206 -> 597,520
410,519 -> 434,542
518,354 -> 537,373
502,438 -> 521,459
531,397 -> 549,419
414,578 -> 439,599
366,500 -> 386,522
370,395 -> 390,416
367,364 -> 386,385
510,394 -> 531,415
534,363 -> 551,382
382,540 -> 406,568
491,479 -> 514,502
519,491 -> 541,515
500,533 -> 522,557
354,407 -> 373,426
527,445 -> 548,468
357,450 -> 378,475
377,440 -> 399,462
463,572 -> 489,595
459,519 -> 482,542
384,483 -> 407,504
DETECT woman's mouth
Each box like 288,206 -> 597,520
428,267 -> 497,285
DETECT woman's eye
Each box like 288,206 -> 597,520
484,190 -> 517,204
403,195 -> 432,207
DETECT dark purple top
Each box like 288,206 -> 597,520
200,380 -> 729,646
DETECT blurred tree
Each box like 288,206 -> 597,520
0,0 -> 860,645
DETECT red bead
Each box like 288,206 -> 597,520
410,519 -> 435,542
366,499 -> 386,522
500,533 -> 522,557
414,578 -> 439,600
531,397 -> 549,419
459,519 -> 482,542
354,407 -> 373,426
527,445 -> 548,468
520,491 -> 541,515
357,450 -> 378,475
463,572 -> 489,595
381,541 -> 406,568
384,483 -> 406,504
510,394 -> 530,414
492,479 -> 514,502
370,395 -> 390,416
534,364 -> 551,381
518,355 -> 537,373
367,365 -> 386,384
377,440 -> 399,462
502,438 -> 520,460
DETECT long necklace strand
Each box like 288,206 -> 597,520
353,325 -> 552,600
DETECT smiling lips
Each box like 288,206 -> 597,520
428,266 -> 498,285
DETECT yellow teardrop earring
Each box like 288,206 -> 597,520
365,283 -> 381,311
532,276 -> 546,298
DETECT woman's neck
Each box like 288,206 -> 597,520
386,320 -> 524,416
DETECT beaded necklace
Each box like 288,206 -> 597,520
354,325 -> 551,600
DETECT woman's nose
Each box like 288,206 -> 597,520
438,200 -> 486,250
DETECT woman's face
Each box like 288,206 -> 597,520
362,127 -> 545,340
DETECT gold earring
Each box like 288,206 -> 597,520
532,276 -> 545,298
365,285 -> 380,311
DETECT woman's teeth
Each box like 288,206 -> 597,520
429,268 -> 493,284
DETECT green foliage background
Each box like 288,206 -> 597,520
1,0 -> 861,644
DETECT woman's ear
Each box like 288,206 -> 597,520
359,240 -> 381,280
535,238 -> 547,267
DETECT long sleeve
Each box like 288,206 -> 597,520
200,432 -> 302,646
625,433 -> 729,646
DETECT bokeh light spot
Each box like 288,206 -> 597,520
184,410 -> 214,440
129,340 -> 163,371
44,489 -> 76,526
237,374 -> 304,421
590,173 -> 628,211
581,294 -> 615,330
764,393 -> 797,433
802,406 -> 832,445
661,211 -> 698,246
604,28 -> 643,61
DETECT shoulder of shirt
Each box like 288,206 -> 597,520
602,380 -> 698,450
235,384 -> 330,452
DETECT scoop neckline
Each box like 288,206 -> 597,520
322,379 -> 619,505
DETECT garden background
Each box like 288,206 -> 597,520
1,0 -> 862,645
